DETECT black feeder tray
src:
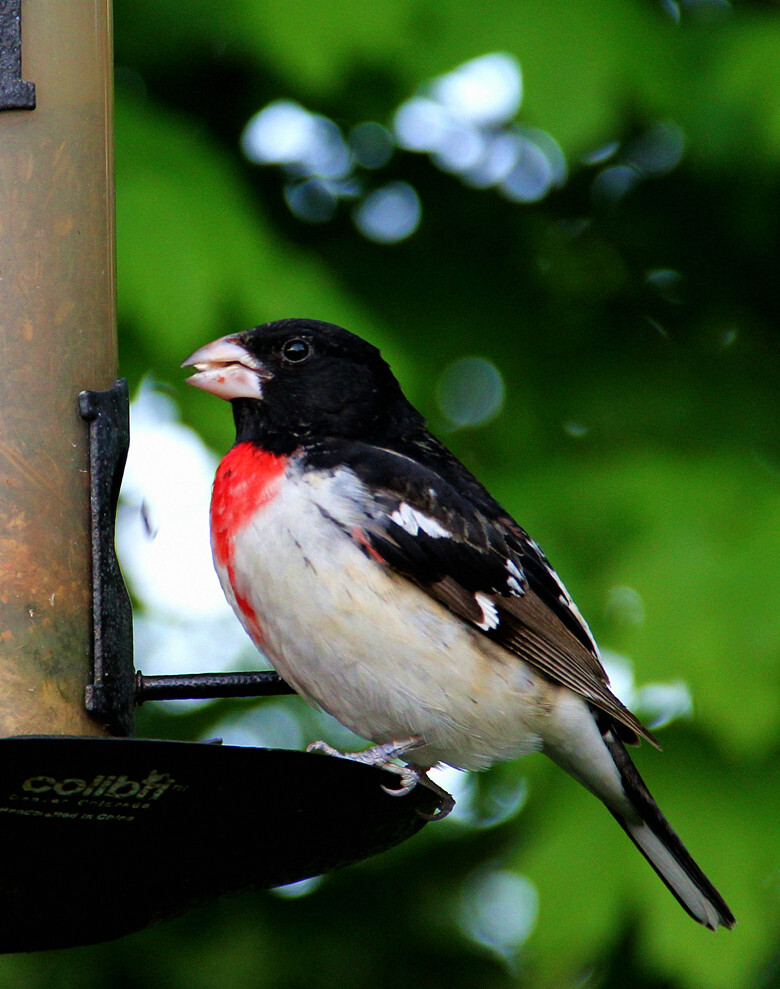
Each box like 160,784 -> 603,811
0,382 -> 443,953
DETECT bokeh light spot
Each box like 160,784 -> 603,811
501,136 -> 557,203
635,681 -> 693,729
581,140 -> 620,166
241,99 -> 351,179
273,876 -> 325,899
393,96 -> 450,152
563,420 -> 590,439
285,179 -> 338,223
241,100 -> 317,165
432,53 -> 523,127
349,121 -> 394,169
458,869 -> 538,962
591,163 -> 642,205
645,267 -> 684,303
605,585 -> 645,627
622,121 -> 685,176
437,357 -> 505,428
353,181 -> 421,243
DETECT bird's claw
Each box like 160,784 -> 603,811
306,737 -> 455,820
305,739 -> 345,758
380,765 -> 455,821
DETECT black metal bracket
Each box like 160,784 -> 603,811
79,380 -> 136,735
79,380 -> 295,733
0,0 -> 36,111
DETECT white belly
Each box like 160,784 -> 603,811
218,464 -> 554,770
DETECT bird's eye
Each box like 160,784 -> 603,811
280,338 -> 313,364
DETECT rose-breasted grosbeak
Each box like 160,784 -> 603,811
183,317 -> 734,930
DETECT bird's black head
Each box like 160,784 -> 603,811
183,318 -> 423,453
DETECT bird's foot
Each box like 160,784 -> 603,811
305,736 -> 455,820
306,736 -> 425,765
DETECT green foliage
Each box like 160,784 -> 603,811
6,0 -> 780,985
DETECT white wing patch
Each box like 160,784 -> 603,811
506,559 -> 524,595
390,502 -> 450,539
475,591 -> 500,630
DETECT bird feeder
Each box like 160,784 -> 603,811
0,1 -> 439,953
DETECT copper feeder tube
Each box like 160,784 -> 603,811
0,1 -> 117,735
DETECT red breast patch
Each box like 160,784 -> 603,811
211,443 -> 287,566
210,444 -> 287,645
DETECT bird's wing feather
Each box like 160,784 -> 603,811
310,441 -> 657,748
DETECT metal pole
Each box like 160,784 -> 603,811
135,670 -> 295,703
0,0 -> 116,735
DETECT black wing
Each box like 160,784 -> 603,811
309,440 -> 658,748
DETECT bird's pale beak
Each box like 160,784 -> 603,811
181,335 -> 271,401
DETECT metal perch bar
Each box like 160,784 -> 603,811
135,670 -> 295,703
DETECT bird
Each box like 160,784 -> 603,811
182,317 -> 735,931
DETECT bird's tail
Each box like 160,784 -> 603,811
603,729 -> 735,931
